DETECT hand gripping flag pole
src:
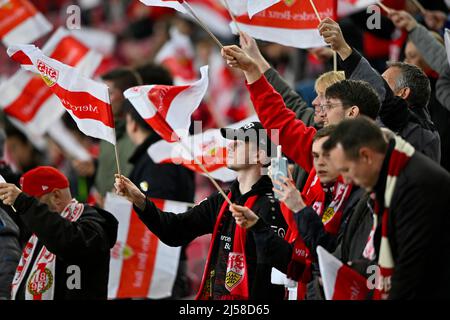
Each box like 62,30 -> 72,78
309,0 -> 338,72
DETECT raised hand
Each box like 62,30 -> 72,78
388,10 -> 418,32
272,176 -> 306,213
114,174 -> 146,210
239,31 -> 271,73
221,45 -> 262,84
0,183 -> 22,207
318,17 -> 352,60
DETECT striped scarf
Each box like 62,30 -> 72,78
373,136 -> 415,300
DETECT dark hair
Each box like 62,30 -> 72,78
4,122 -> 29,145
101,68 -> 142,92
123,100 -> 154,133
325,80 -> 380,120
386,61 -> 431,108
313,125 -> 336,142
135,63 -> 173,86
322,117 -> 388,160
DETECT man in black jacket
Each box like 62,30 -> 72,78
0,166 -> 118,300
323,117 -> 450,299
0,207 -> 21,300
115,122 -> 287,300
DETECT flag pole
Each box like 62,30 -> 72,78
310,0 -> 338,72
223,0 -> 242,35
409,0 -> 426,15
178,138 -> 233,206
114,139 -> 122,177
179,0 -> 224,49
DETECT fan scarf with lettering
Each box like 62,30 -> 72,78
196,193 -> 258,300
11,200 -> 84,300
372,136 -> 414,300
280,170 -> 352,300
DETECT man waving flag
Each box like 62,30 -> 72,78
7,44 -> 116,145
124,66 -> 209,143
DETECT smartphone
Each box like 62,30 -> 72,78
271,145 -> 288,200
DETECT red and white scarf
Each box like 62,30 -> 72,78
196,193 -> 258,300
11,200 -> 84,300
280,171 -> 352,300
372,136 -> 414,300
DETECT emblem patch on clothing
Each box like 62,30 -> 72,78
225,252 -> 245,291
27,267 -> 54,296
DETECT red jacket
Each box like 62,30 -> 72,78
246,75 -> 317,174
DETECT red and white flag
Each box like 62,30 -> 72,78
7,44 -> 115,145
0,0 -> 52,46
140,0 -> 231,37
124,65 -> 209,143
246,0 -> 280,18
317,246 -> 369,300
155,27 -> 196,85
227,0 -> 336,48
337,0 -> 378,17
147,115 -> 258,182
0,28 -> 103,136
105,193 -> 189,299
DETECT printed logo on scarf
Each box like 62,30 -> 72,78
322,207 -> 335,223
225,252 -> 245,292
37,59 -> 59,87
27,268 -> 54,296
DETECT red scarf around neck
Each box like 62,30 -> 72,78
373,137 -> 414,300
196,193 -> 258,300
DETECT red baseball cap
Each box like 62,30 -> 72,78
20,166 -> 69,198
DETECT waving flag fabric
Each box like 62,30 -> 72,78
317,246 -> 369,300
7,44 -> 115,145
227,0 -> 336,49
105,193 -> 189,299
0,28 -> 102,136
0,0 -> 52,46
337,0 -> 378,17
147,115 -> 258,182
247,0 -> 280,18
124,66 -> 209,143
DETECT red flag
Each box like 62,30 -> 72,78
0,28 -> 103,136
124,66 -> 209,143
227,0 -> 337,48
0,0 -> 52,46
7,44 -> 116,145
105,193 -> 189,299
317,246 -> 370,300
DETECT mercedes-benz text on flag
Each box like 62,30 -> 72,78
0,0 -> 52,46
7,44 -> 116,145
124,65 -> 209,143
227,0 -> 336,49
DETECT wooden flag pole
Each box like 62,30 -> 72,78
376,1 -> 393,14
180,1 -> 224,49
409,0 -> 427,16
223,0 -> 242,35
310,0 -> 338,72
178,139 -> 233,206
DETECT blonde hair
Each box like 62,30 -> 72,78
315,71 -> 346,92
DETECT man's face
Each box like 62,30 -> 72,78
312,137 -> 339,184
382,67 -> 402,95
323,97 -> 347,126
312,85 -> 327,127
104,80 -> 124,117
328,144 -> 378,190
226,140 -> 258,170
404,41 -> 429,72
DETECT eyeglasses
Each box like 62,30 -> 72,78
317,102 -> 344,112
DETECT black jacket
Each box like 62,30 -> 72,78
372,139 -> 450,299
249,186 -> 364,277
0,208 -> 21,299
128,133 -> 195,203
12,193 -> 118,300
340,49 -> 441,163
134,175 -> 287,300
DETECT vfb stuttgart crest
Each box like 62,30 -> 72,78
27,268 -> 54,296
37,60 -> 59,87
225,252 -> 245,291
284,0 -> 296,6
